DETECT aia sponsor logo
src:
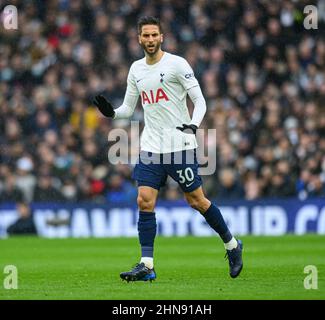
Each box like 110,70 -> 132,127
141,88 -> 169,105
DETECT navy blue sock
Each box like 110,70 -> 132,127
138,211 -> 157,258
203,204 -> 232,243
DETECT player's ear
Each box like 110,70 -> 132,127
160,34 -> 164,43
138,34 -> 141,44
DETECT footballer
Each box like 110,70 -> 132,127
93,16 -> 243,281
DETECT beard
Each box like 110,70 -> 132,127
141,41 -> 161,56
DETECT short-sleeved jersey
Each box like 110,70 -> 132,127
127,52 -> 200,153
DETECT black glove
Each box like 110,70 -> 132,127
93,95 -> 115,118
176,124 -> 198,134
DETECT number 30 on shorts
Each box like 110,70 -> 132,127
176,168 -> 194,184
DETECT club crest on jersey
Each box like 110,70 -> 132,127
160,73 -> 165,83
141,88 -> 169,105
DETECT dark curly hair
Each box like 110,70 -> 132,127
137,16 -> 163,35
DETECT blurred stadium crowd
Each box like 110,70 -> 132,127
0,0 -> 325,204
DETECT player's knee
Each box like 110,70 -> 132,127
137,194 -> 155,211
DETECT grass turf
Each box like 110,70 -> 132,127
0,235 -> 324,300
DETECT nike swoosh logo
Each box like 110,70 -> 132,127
136,78 -> 144,83
185,181 -> 195,187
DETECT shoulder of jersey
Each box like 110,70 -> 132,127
164,52 -> 186,64
130,53 -> 186,71
154,52 -> 180,65
130,57 -> 146,69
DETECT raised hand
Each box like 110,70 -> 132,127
93,95 -> 115,118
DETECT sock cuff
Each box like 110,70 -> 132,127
141,246 -> 154,258
139,211 -> 156,220
203,203 -> 216,216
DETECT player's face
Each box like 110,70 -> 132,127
139,25 -> 163,56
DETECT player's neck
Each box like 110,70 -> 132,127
145,50 -> 165,65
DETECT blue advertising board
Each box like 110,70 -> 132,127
0,199 -> 324,238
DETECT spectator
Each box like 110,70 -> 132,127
244,172 -> 261,200
33,174 -> 65,202
266,173 -> 296,198
0,174 -> 24,203
15,157 -> 36,202
216,168 -> 245,199
105,173 -> 137,204
7,202 -> 37,236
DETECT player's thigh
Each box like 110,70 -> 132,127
137,186 -> 159,211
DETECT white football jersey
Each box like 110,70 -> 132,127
127,52 -> 201,153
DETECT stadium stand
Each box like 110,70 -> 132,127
0,0 -> 324,203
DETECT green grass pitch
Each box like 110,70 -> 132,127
0,235 -> 324,300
